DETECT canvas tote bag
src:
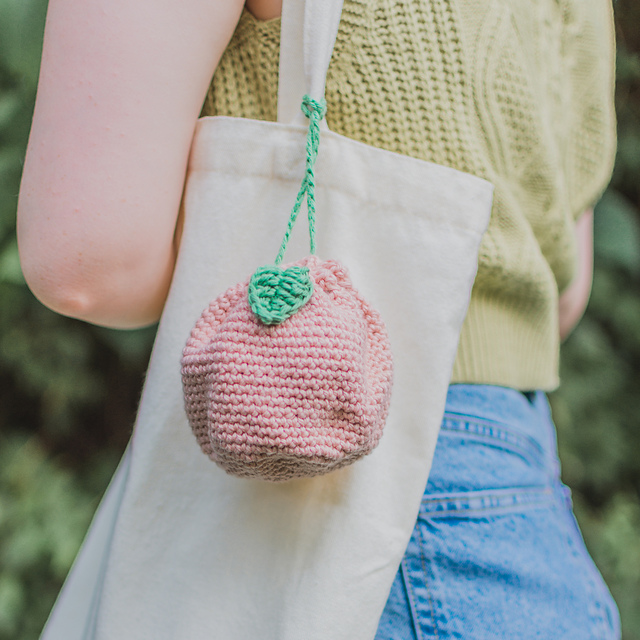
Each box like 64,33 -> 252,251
40,1 -> 493,638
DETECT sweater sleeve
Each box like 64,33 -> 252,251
562,0 -> 617,219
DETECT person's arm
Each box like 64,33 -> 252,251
558,208 -> 594,341
17,0 -> 245,329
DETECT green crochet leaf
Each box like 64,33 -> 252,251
248,265 -> 314,325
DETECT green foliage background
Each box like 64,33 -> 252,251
0,0 -> 639,637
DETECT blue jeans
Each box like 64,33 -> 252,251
375,385 -> 621,639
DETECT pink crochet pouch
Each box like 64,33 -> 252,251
181,98 -> 393,482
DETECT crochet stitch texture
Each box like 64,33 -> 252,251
182,257 -> 393,481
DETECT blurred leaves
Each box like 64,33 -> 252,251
0,0 -> 48,88
0,0 -> 156,636
0,436 -> 100,640
594,190 -> 640,273
549,2 -> 640,637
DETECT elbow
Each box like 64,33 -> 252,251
17,198 -> 97,321
17,197 -> 176,328
20,250 -> 111,323
26,284 -> 97,324
19,249 -> 168,329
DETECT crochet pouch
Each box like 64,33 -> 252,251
181,93 -> 394,482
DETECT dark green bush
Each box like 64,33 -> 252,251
548,6 -> 640,636
0,1 -> 155,636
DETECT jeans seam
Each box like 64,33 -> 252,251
417,524 -> 441,640
552,494 -> 613,639
419,487 -> 555,518
555,486 -> 619,637
421,487 -> 552,504
419,502 -> 553,519
560,504 -> 618,638
440,415 -> 546,467
401,558 -> 424,640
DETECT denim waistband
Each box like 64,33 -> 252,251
423,385 -> 562,502
443,384 -> 556,463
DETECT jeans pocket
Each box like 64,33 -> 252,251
426,415 -> 551,496
376,489 -> 621,640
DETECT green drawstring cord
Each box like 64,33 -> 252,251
274,95 -> 326,265
249,95 -> 326,325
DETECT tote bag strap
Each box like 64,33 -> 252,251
277,0 -> 344,127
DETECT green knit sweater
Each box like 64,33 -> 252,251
201,0 -> 617,390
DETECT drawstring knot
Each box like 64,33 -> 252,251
301,96 -> 327,121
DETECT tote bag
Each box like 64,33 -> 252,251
40,1 -> 493,638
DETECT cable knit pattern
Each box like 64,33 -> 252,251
202,0 -> 616,390
181,257 -> 393,482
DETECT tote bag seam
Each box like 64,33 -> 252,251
184,166 -> 488,238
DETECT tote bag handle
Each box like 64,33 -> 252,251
277,0 -> 344,127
